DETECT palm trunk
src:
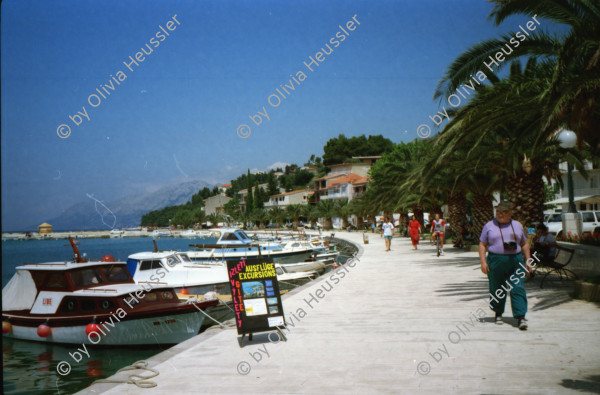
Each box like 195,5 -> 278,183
325,217 -> 333,230
356,215 -> 365,229
472,194 -> 494,240
412,205 -> 424,228
342,218 -> 349,228
506,168 -> 545,227
399,212 -> 409,236
448,193 -> 467,236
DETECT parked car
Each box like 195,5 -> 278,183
545,211 -> 600,237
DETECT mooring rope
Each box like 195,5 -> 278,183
92,361 -> 159,388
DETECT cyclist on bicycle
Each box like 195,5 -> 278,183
430,213 -> 446,254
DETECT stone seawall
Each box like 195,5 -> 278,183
557,241 -> 600,277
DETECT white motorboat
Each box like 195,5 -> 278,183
110,229 -> 124,238
277,260 -> 327,274
127,250 -> 230,299
275,265 -> 318,281
186,229 -> 319,264
151,230 -> 171,238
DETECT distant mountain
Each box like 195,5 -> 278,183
44,180 -> 215,231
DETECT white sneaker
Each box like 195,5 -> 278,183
518,318 -> 528,330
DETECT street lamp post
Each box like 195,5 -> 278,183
557,129 -> 582,236
566,161 -> 577,213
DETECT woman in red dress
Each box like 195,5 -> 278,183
408,215 -> 422,249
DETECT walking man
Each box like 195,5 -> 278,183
381,217 -> 394,252
479,201 -> 532,330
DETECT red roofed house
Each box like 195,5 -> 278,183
313,173 -> 368,203
219,183 -> 232,193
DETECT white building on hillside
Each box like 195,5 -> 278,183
204,193 -> 232,216
264,189 -> 313,209
548,161 -> 600,211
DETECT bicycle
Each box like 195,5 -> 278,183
433,233 -> 441,257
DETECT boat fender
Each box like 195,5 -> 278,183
179,288 -> 189,295
86,320 -> 101,338
37,322 -> 51,338
2,321 -> 12,334
204,291 -> 218,301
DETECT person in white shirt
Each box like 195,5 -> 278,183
430,213 -> 446,254
381,217 -> 394,252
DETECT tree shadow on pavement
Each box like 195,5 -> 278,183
414,247 -> 591,311
560,374 -> 600,394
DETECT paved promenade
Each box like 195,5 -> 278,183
82,232 -> 600,394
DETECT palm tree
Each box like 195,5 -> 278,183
348,198 -> 369,230
317,200 -> 336,229
431,59 -> 583,227
333,199 -> 351,229
268,206 -> 285,228
207,213 -> 223,227
285,204 -> 303,229
434,0 -> 600,149
365,140 -> 427,219
303,205 -> 320,229
190,207 -> 206,228
252,209 -> 268,229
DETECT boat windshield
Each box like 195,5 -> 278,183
100,265 -> 131,282
236,231 -> 251,240
178,254 -> 191,263
70,267 -> 105,288
166,256 -> 179,267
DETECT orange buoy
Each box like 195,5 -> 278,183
179,288 -> 189,295
100,255 -> 116,262
86,322 -> 101,338
37,323 -> 51,338
2,321 -> 12,334
332,263 -> 339,269
87,367 -> 102,377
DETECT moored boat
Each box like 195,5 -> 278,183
186,228 -> 319,263
2,245 -> 217,345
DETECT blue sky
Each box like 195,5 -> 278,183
1,0 -> 561,231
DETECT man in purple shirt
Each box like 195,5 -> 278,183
479,201 -> 532,330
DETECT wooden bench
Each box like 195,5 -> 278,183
533,245 -> 577,288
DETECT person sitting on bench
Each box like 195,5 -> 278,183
532,223 -> 558,264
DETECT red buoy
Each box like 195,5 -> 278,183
2,321 -> 12,334
332,263 -> 339,269
86,322 -> 101,338
179,288 -> 189,295
100,255 -> 116,262
37,323 -> 51,338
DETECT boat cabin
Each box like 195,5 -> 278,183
215,229 -> 253,245
2,261 -> 178,317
